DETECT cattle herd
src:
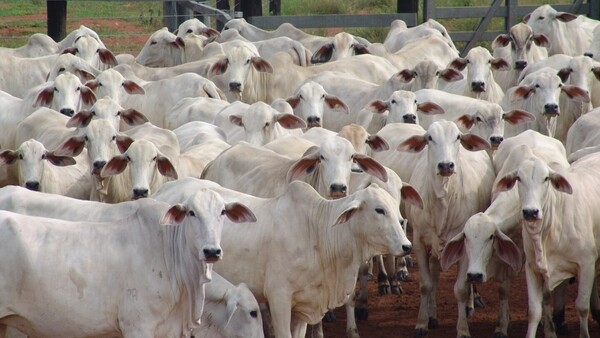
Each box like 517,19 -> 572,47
1,3 -> 600,338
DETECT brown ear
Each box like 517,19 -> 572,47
77,69 -> 96,82
450,57 -> 468,71
555,12 -> 578,22
397,135 -> 427,153
460,134 -> 491,151
84,79 -> 100,90
533,34 -> 550,48
34,86 -> 55,107
492,34 -> 511,48
98,49 -> 118,67
286,95 -> 300,108
440,232 -> 465,271
561,85 -> 590,103
61,47 -> 78,55
100,155 -> 128,177
401,183 -> 424,209
80,86 -> 97,106
417,102 -> 445,115
503,109 -> 535,125
491,58 -> 511,71
367,100 -> 389,114
210,58 -> 229,76
157,155 -> 178,179
276,113 -> 307,130
366,135 -> 389,152
172,36 -> 186,49
66,110 -> 94,128
225,202 -> 257,223
439,68 -> 464,82
549,172 -> 572,194
494,229 -> 522,273
54,136 -> 85,157
229,114 -> 244,127
333,201 -> 361,226
557,67 -> 572,82
200,27 -> 221,38
398,69 -> 417,82
45,152 -> 76,166
324,95 -> 349,114
120,109 -> 148,126
116,135 -> 134,153
493,171 -> 518,194
160,204 -> 187,225
0,150 -> 18,166
251,57 -> 273,73
311,43 -> 334,64
123,80 -> 145,95
523,13 -> 531,23
287,153 -> 320,183
353,154 -> 388,182
592,67 -> 600,81
514,86 -> 534,100
455,114 -> 475,130
353,43 -> 370,55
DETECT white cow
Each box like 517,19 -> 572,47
212,101 -> 306,145
201,136 -> 387,200
286,81 -> 349,129
191,272 -> 264,338
152,178 -> 411,338
414,89 -> 535,149
83,68 -> 146,105
0,33 -> 58,58
0,139 -> 91,199
525,4 -> 598,56
491,23 -> 550,91
61,34 -> 118,70
395,59 -> 464,92
0,189 -> 255,338
309,32 -> 370,64
585,25 -> 600,61
46,52 -> 99,83
164,97 -> 231,130
566,106 -> 600,155
383,19 -> 457,54
136,27 -> 213,67
441,46 -> 509,103
494,151 -> 600,338
173,121 -> 228,151
440,130 -> 569,337
175,18 -> 221,38
398,121 -> 494,338
502,67 -> 590,139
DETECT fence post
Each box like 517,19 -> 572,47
397,0 -> 418,14
47,0 -> 67,41
163,1 -> 178,32
423,0 -> 436,22
241,0 -> 262,19
505,0 -> 518,30
270,0 -> 281,15
589,0 -> 599,19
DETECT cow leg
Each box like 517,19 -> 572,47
0,325 -> 6,338
260,303 -> 276,338
266,293 -> 294,338
376,255 -> 390,295
290,315 -> 307,338
575,266 -> 596,338
305,322 -> 324,338
552,279 -> 569,335
355,261 -> 370,321
428,254 -> 440,328
345,294 -> 360,338
494,278 -> 511,338
590,277 -> 600,326
454,258 -> 471,338
395,255 -> 409,281
384,255 -> 403,294
525,265 -> 545,338
414,239 -> 433,336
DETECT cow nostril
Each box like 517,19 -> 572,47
133,189 -> 149,199
403,115 -> 417,124
515,61 -> 527,70
60,108 -> 75,117
471,81 -> 485,92
490,136 -> 504,145
467,272 -> 483,283
402,244 -> 412,254
584,52 -> 594,58
330,184 -> 347,193
544,104 -> 559,115
522,208 -> 539,220
307,116 -> 321,124
25,181 -> 40,191
229,82 -> 242,91
93,161 -> 107,170
203,248 -> 222,257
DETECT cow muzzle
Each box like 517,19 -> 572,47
514,60 -> 527,70
489,136 -> 504,149
437,162 -> 455,176
229,82 -> 242,93
543,103 -> 559,117
307,116 -> 321,128
329,184 -> 347,199
471,81 -> 485,93
25,181 -> 40,191
132,188 -> 149,200
522,208 -> 540,222
403,114 -> 417,124
466,272 -> 484,283
203,248 -> 222,263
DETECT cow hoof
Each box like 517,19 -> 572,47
355,307 -> 369,321
397,270 -> 409,281
492,332 -> 508,338
592,309 -> 600,326
414,328 -> 428,337
323,310 -> 336,322
555,321 -> 569,336
366,273 -> 374,281
458,336 -> 471,338
466,306 -> 474,317
377,271 -> 388,283
391,285 -> 403,295
428,317 -> 438,329
346,328 -> 360,338
379,284 -> 390,295
474,295 -> 486,308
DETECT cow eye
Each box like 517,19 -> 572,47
375,208 -> 386,215
435,71 -> 440,76
245,59 -> 251,65
18,154 -> 23,160
489,234 -> 494,240
221,209 -> 226,216
516,176 -> 521,182
250,310 -> 258,318
476,116 -> 482,122
488,59 -> 492,64
391,100 -> 396,104
150,41 -> 157,45
152,156 -> 157,161
76,87 -> 81,91
544,176 -> 549,182
41,154 -> 46,160
320,155 -> 325,160
535,84 -> 540,88
321,94 -> 325,99
427,135 -> 433,141
188,210 -> 195,217
264,122 -> 270,127
399,219 -> 405,226
186,29 -> 193,33
91,111 -> 96,116
538,16 -> 544,20
84,135 -> 89,141
54,88 -> 59,92
59,67 -> 66,72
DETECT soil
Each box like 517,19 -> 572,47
322,253 -> 600,338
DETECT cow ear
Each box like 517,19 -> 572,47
592,67 -> 600,81
450,57 -> 468,71
229,114 -> 244,127
397,135 -> 427,153
123,80 -> 145,95
210,58 -> 229,76
460,134 -> 491,151
160,204 -> 187,225
503,109 -> 535,125
325,95 -> 349,114
561,85 -> 590,103
555,12 -> 578,22
276,113 -> 307,130
455,114 -> 476,130
523,13 -> 531,23
417,102 -> 445,115
367,100 -> 389,114
101,155 -> 128,177
84,79 -> 100,90
251,57 -> 273,73
491,57 -> 511,71
98,49 -> 118,67
311,43 -> 334,64
440,232 -> 465,271
45,152 -> 76,166
286,95 -> 300,108
116,135 -> 135,153
549,171 -> 572,194
200,27 -> 221,39
67,110 -> 94,128
77,69 -> 96,82
492,34 -> 511,48
224,202 -> 257,223
54,136 -> 85,157
174,36 -> 186,49
61,47 -> 78,55
0,150 -> 18,166
353,43 -> 370,55
401,183 -> 424,210
80,86 -> 97,106
34,86 -> 55,107
333,201 -> 362,226
366,134 -> 389,152
287,150 -> 320,183
225,297 -> 239,328
353,154 -> 388,182
557,67 -> 572,82
514,85 -> 534,100
120,109 -> 148,126
157,155 -> 178,179
398,69 -> 417,82
533,34 -> 550,48
493,229 -> 522,273
439,68 -> 464,82
493,171 -> 518,194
